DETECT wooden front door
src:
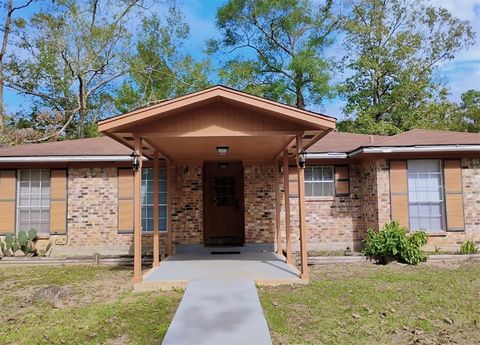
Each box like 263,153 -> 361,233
203,161 -> 245,246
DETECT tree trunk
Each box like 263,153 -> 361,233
0,0 -> 14,134
78,77 -> 86,138
295,83 -> 305,109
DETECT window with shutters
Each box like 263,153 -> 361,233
141,168 -> 167,232
304,166 -> 334,197
17,169 -> 50,235
407,160 -> 445,232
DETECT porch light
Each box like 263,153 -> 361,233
216,146 -> 229,156
130,151 -> 140,171
298,150 -> 307,168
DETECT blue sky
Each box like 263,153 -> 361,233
5,0 -> 480,120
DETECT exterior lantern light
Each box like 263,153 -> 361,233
298,150 -> 307,168
130,151 -> 140,171
216,146 -> 229,156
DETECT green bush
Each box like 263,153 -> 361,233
459,240 -> 478,255
363,221 -> 428,265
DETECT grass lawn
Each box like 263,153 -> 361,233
259,259 -> 480,345
0,265 -> 182,345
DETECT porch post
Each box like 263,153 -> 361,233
296,135 -> 309,279
133,137 -> 143,283
283,149 -> 293,264
152,152 -> 160,267
274,159 -> 282,255
166,159 -> 173,256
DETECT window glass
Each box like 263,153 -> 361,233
304,166 -> 334,197
407,160 -> 445,232
17,169 -> 50,235
141,168 -> 167,231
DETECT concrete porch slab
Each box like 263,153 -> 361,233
135,252 -> 304,291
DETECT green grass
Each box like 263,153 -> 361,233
259,262 -> 480,345
0,265 -> 181,345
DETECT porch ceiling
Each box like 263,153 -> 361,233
98,86 -> 336,162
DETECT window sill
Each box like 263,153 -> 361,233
306,196 -> 335,202
142,231 -> 168,235
425,232 -> 448,237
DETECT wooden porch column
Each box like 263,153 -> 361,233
296,135 -> 309,279
133,137 -> 143,283
283,150 -> 293,264
166,159 -> 173,256
274,159 -> 282,255
152,152 -> 160,267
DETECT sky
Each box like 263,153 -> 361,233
4,0 -> 480,120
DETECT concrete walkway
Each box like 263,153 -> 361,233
162,279 -> 273,345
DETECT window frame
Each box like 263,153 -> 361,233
304,165 -> 335,198
407,159 -> 447,233
141,167 -> 168,233
16,169 -> 51,236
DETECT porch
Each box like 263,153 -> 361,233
135,250 -> 303,292
97,86 -> 336,286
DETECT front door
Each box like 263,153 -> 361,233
203,161 -> 245,246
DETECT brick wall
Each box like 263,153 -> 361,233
280,163 -> 365,252
170,165 -> 203,245
244,165 -> 276,244
44,158 -> 480,256
51,167 -> 167,256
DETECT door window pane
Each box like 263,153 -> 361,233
407,160 -> 445,232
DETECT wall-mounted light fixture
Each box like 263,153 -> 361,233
216,146 -> 229,156
298,150 -> 307,168
130,151 -> 140,171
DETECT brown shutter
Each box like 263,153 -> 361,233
50,169 -> 67,234
390,160 -> 409,229
118,168 -> 134,233
443,160 -> 465,231
0,170 -> 16,234
288,166 -> 298,197
334,165 -> 350,196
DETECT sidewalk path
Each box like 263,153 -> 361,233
161,279 -> 273,345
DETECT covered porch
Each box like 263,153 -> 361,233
97,86 -> 336,286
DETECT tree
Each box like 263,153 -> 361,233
115,5 -> 211,113
458,90 -> 480,132
0,0 -> 36,134
5,0 -> 143,140
211,0 -> 339,109
338,0 -> 475,135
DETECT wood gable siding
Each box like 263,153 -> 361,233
129,101 -> 316,135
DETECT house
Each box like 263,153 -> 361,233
1,86 -> 479,282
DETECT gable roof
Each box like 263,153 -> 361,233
98,85 -> 336,133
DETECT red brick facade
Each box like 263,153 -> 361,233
31,158 -> 480,256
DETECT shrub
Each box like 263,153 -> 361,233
459,240 -> 478,255
363,221 -> 428,265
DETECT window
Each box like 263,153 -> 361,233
408,160 -> 445,232
17,169 -> 50,235
304,166 -> 334,197
141,168 -> 167,232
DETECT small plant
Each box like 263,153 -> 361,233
459,240 -> 478,255
433,246 -> 441,255
0,229 -> 52,259
363,221 -> 428,265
